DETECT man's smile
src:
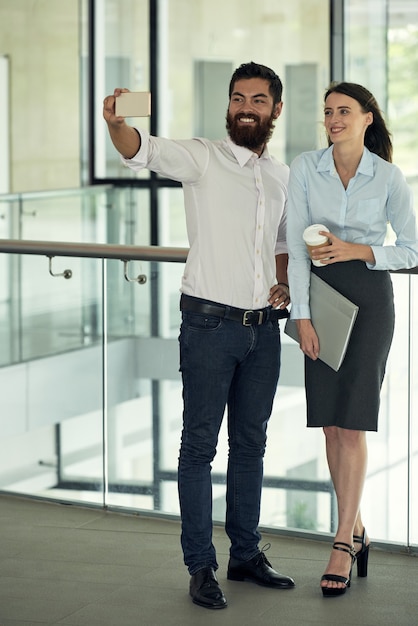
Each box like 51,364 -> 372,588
239,116 -> 257,123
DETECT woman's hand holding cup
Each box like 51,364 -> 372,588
303,224 -> 331,267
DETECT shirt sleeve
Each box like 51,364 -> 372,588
274,189 -> 288,256
120,128 -> 150,170
286,154 -> 314,319
120,129 -> 210,184
369,165 -> 418,270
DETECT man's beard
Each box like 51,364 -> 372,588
226,111 -> 276,151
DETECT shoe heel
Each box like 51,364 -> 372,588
356,545 -> 369,578
227,569 -> 245,582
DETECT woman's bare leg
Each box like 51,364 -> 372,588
321,425 -> 367,591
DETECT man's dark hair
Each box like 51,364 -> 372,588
229,61 -> 283,105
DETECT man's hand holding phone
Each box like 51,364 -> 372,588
103,88 -> 146,158
103,89 -> 151,126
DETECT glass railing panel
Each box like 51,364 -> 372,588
0,187 -> 110,242
0,187 -> 152,366
0,243 -> 416,550
0,254 -> 106,506
0,186 -> 151,246
105,187 -> 151,247
55,410 -> 105,506
106,257 -> 151,339
104,258 -> 182,512
362,273 -> 411,544
0,252 -> 103,365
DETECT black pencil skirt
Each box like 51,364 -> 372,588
305,261 -> 395,432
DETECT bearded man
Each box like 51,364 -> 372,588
103,61 -> 294,610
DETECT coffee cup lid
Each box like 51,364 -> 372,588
303,224 -> 329,245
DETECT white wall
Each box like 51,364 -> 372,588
0,0 -> 80,192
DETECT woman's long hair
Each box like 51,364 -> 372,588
324,82 -> 393,163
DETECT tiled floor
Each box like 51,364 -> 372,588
0,493 -> 416,626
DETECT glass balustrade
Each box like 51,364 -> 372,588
0,188 -> 416,551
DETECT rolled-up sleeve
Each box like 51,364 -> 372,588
120,129 -> 150,170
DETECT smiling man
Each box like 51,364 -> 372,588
103,61 -> 294,610
226,77 -> 280,153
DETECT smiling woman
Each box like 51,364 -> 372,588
286,77 -> 418,596
323,93 -> 373,188
324,82 -> 393,163
324,97 -> 372,148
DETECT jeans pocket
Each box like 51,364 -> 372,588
182,311 -> 222,331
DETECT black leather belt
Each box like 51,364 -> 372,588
180,294 -> 289,326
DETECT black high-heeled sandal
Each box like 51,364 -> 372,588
321,542 -> 356,597
353,528 -> 370,578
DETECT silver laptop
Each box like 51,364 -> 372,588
284,273 -> 359,372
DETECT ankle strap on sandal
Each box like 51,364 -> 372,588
332,542 -> 356,560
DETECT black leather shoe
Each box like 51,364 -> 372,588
189,567 -> 227,609
227,552 -> 295,589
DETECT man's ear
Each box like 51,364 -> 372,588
273,101 -> 283,119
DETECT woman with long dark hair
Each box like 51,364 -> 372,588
287,82 -> 418,597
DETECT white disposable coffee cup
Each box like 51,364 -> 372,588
303,224 -> 330,267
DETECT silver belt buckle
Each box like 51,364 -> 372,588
243,310 -> 263,326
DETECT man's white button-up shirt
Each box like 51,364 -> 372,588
122,132 -> 288,310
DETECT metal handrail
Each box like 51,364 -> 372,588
1,238 -> 417,273
1,237 -> 418,283
0,239 -> 189,263
0,185 -> 113,202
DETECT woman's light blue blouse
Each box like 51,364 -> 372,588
286,146 -> 418,319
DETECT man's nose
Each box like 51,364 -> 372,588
239,98 -> 255,110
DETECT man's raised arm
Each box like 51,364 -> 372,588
103,88 -> 141,159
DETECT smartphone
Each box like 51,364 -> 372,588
115,91 -> 151,117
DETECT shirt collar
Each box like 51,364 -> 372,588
226,136 -> 271,167
317,145 -> 374,178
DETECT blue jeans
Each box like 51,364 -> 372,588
178,304 -> 281,575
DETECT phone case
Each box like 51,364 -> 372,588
115,92 -> 151,117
